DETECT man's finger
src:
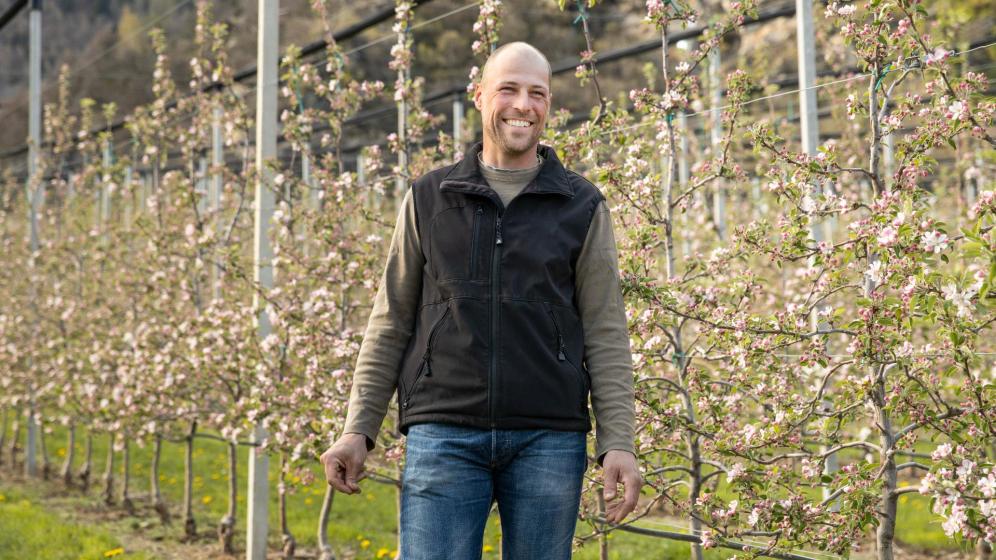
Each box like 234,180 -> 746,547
620,472 -> 641,517
345,458 -> 363,493
326,457 -> 353,494
603,464 -> 620,501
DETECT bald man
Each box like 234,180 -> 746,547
321,42 -> 640,559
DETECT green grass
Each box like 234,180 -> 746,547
0,483 -> 152,560
0,422 -> 965,559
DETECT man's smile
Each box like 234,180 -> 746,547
502,117 -> 533,128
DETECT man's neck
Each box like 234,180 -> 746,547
480,143 -> 540,170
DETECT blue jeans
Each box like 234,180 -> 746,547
400,423 -> 588,560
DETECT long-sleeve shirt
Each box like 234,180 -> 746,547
342,153 -> 635,462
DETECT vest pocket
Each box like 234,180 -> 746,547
402,302 -> 452,410
544,301 -> 587,400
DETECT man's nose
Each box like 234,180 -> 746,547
511,89 -> 530,112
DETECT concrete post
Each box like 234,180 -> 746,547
247,1 -> 278,558
453,94 -> 464,157
797,0 -> 837,509
24,0 -> 42,479
709,47 -> 725,241
211,106 -> 224,302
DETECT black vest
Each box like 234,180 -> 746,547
397,142 -> 604,434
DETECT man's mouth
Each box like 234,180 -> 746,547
502,118 -> 532,128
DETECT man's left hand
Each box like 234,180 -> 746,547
601,450 -> 642,524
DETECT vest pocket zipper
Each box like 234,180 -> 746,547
543,302 -> 567,361
544,302 -> 587,397
469,205 -> 483,278
403,302 -> 452,409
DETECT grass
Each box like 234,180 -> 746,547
0,421 -> 968,559
0,483 -> 152,560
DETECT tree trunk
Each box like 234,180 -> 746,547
102,433 -> 116,505
0,408 -> 8,468
183,421 -> 197,540
317,485 -> 336,560
79,432 -> 92,491
120,438 -> 134,514
8,418 -> 20,469
61,423 -> 76,486
874,372 -> 897,560
280,453 -> 296,559
218,442 -> 237,554
151,434 -> 170,524
597,487 -> 609,560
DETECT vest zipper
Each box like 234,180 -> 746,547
403,303 -> 451,409
470,205 -> 483,277
543,302 -> 567,361
489,214 -> 502,428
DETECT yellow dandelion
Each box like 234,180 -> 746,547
376,547 -> 391,558
194,476 -> 203,484
0,494 -> 6,502
159,474 -> 167,481
391,550 -> 398,558
202,495 -> 214,505
57,447 -> 66,457
360,539 -> 371,550
366,493 -> 374,501
291,475 -> 301,484
211,474 -> 221,480
103,547 -> 125,557
483,544 -> 495,553
304,497 -> 313,505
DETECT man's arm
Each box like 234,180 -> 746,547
342,187 -> 424,448
576,199 -> 636,463
323,188 -> 422,494
576,199 -> 641,523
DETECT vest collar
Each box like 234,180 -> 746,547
439,142 -> 575,202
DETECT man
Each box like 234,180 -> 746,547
321,42 -> 641,559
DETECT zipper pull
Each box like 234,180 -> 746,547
403,399 -> 410,409
558,336 -> 566,361
495,216 -> 503,245
476,206 -> 483,216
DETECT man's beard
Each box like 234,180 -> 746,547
486,112 -> 542,156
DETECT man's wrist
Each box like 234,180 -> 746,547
343,431 -> 375,451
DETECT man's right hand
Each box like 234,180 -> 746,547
320,433 -> 369,494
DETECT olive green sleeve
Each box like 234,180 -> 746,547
342,189 -> 422,450
575,199 -> 636,463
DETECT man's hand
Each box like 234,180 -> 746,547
320,433 -> 369,495
601,450 -> 642,524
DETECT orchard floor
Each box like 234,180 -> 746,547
0,468 -> 979,560
0,425 -> 981,559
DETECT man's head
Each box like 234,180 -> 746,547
474,42 -> 553,167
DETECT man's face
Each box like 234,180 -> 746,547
474,50 -> 552,158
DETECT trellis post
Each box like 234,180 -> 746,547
211,106 -> 224,301
24,0 -> 43,478
796,0 -> 838,509
709,47 -> 725,240
247,1 -> 278,558
453,93 -> 464,157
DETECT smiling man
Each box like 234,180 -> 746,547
321,42 -> 640,559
